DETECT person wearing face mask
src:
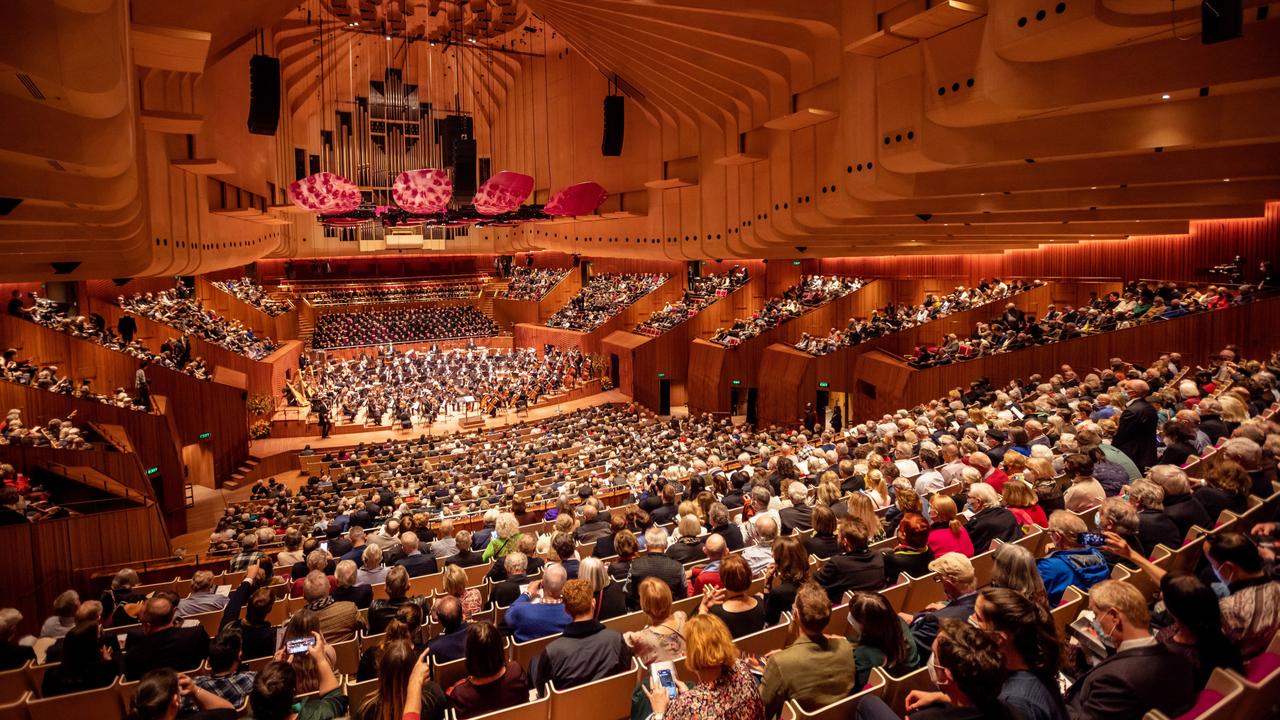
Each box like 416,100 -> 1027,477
909,588 -> 1066,720
853,620 -> 1016,720
1204,532 -> 1280,659
903,553 -> 979,661
960,483 -> 1021,554
1064,580 -> 1196,720
1034,512 -> 1110,605
847,591 -> 920,689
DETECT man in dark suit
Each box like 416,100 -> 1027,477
1111,379 -> 1159,471
778,482 -> 814,535
813,517 -> 886,604
123,595 -> 210,680
649,484 -> 679,526
489,552 -> 531,609
424,596 -> 469,664
1066,580 -> 1197,720
394,532 -> 439,578
444,530 -> 486,567
963,484 -> 1023,553
982,429 -> 1011,468
574,505 -> 611,543
331,560 -> 373,609
708,503 -> 745,551
626,527 -> 688,610
905,553 -> 978,661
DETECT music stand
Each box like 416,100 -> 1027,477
459,395 -> 476,421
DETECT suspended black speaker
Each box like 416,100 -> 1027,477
247,55 -> 281,135
453,138 -> 478,197
1202,0 -> 1243,44
602,95 -> 624,156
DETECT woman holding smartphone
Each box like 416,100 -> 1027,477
641,614 -> 764,720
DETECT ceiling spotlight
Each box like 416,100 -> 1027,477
1161,94 -> 1170,100
468,37 -> 476,43
1090,186 -> 1097,190
1224,178 -> 1231,182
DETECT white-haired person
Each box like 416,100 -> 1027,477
481,511 -> 523,562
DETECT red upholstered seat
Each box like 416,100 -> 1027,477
1245,651 -> 1280,682
1171,689 -> 1224,720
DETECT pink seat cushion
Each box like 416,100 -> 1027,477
1246,651 -> 1280,682
1173,689 -> 1224,720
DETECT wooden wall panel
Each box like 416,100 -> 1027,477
816,202 -> 1279,285
755,346 -> 817,428
0,315 -> 249,492
195,277 -> 301,343
753,281 -> 1113,425
852,295 -> 1280,422
0,503 -> 170,637
685,280 -> 883,414
0,444 -> 153,500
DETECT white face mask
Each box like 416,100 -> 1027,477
927,652 -> 946,686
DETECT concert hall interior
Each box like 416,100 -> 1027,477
1,2 -> 1279,720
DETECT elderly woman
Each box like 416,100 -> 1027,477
357,543 -> 388,586
481,512 -> 522,562
578,556 -> 628,620
441,565 -> 482,620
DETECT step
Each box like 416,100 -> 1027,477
243,458 -> 259,468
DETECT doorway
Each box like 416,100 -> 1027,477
659,379 -> 671,415
610,354 -> 620,388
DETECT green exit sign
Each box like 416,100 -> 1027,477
146,466 -> 159,476
731,379 -> 742,386
819,381 -> 829,388
198,432 -> 212,440
792,261 -> 802,266
657,373 -> 666,378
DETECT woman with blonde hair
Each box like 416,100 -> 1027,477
861,469 -> 890,509
579,556 -> 628,620
441,564 -> 482,620
481,512 -> 522,562
641,614 -> 764,720
1217,395 -> 1248,426
925,494 -> 974,557
847,492 -> 885,542
1002,480 -> 1048,528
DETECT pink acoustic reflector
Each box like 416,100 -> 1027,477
288,172 -> 361,214
392,169 -> 453,214
545,182 -> 608,217
473,171 -> 534,215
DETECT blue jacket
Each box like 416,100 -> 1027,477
1036,548 -> 1110,605
504,595 -> 571,643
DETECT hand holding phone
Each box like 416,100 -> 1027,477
650,661 -> 679,699
286,636 -> 317,655
1077,532 -> 1107,547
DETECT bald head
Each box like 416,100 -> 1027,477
541,563 -> 568,598
703,533 -> 726,559
142,596 -> 175,632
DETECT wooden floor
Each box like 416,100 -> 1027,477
172,389 -> 629,551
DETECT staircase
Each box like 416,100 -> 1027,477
222,456 -> 261,490
479,281 -> 507,329
296,315 -> 315,347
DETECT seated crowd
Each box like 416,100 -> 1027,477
710,276 -> 866,347
304,345 -> 597,426
499,268 -> 570,301
909,280 -> 1270,368
303,282 -> 484,307
795,279 -> 1045,356
121,284 -> 278,361
546,273 -> 670,331
635,267 -> 751,336
23,297 -> 211,380
309,306 -> 499,350
0,408 -> 89,449
1,346 -> 1277,720
210,278 -> 294,317
2,348 -> 147,412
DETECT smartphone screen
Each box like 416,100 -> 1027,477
655,668 -> 677,698
1077,532 -> 1106,547
286,636 -> 316,655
